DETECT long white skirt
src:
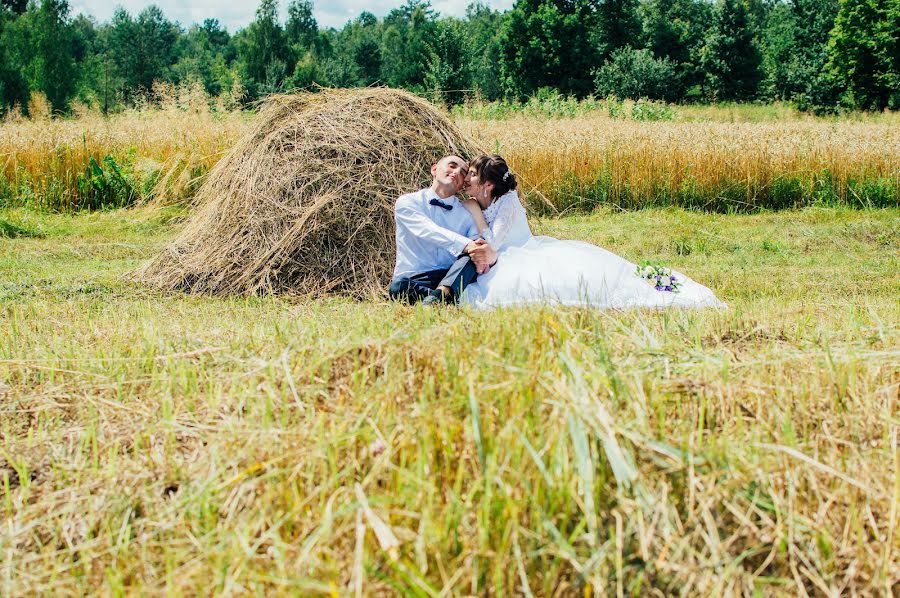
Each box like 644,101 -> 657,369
460,236 -> 726,310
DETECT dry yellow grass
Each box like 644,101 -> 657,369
1,205 -> 897,594
459,116 -> 900,211
1,91 -> 897,212
0,87 -> 249,210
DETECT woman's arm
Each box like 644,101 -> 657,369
486,193 -> 521,250
460,198 -> 490,237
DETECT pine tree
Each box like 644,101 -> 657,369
105,6 -> 178,96
380,0 -> 437,90
286,0 -> 317,50
350,14 -> 382,86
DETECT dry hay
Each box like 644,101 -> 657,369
133,88 -> 483,298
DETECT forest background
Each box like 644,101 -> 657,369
0,0 -> 898,117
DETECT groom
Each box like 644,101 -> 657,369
389,155 -> 496,305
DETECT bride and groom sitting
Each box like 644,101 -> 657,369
389,154 -> 724,310
388,154 -> 504,306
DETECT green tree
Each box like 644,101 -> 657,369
69,13 -> 109,107
21,0 -> 75,111
1,0 -> 25,14
237,0 -> 291,96
699,0 -> 763,101
381,0 -> 438,89
0,7 -> 28,111
639,0 -> 712,96
285,0 -> 321,88
349,14 -> 382,85
464,2 -> 506,100
105,6 -> 179,96
314,28 -> 353,87
424,18 -> 471,105
761,0 -> 838,107
171,20 -> 235,96
594,46 -> 681,100
315,12 -> 381,87
596,0 -> 641,60
286,0 -> 317,50
498,0 -> 602,99
826,0 -> 899,110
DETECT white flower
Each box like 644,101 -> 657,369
659,275 -> 671,287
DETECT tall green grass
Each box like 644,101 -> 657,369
543,171 -> 899,213
449,90 -> 676,121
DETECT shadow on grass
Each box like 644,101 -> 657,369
0,218 -> 42,239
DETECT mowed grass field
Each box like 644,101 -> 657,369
1,205 -> 897,595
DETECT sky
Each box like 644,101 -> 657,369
68,0 -> 516,30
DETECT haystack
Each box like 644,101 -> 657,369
134,88 -> 483,298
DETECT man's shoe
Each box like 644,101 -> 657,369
422,289 -> 452,306
421,293 -> 440,306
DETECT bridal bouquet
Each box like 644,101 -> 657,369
635,262 -> 681,292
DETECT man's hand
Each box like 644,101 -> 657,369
465,239 -> 497,274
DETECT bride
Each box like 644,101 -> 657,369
455,154 -> 725,310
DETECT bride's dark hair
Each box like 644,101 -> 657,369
470,154 -> 517,199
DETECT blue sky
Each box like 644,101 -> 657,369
68,0 -> 515,30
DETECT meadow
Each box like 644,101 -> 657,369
1,91 -> 898,594
1,202 -> 897,594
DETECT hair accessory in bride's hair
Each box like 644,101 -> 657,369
502,170 -> 510,182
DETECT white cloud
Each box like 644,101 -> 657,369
69,0 -> 514,31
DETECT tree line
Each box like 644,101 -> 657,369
0,0 -> 897,116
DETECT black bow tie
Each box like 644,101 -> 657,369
430,197 -> 453,211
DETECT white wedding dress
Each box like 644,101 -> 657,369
459,191 -> 725,310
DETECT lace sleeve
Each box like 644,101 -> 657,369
485,192 -> 522,251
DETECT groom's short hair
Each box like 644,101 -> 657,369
435,155 -> 467,170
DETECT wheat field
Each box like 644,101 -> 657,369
459,117 -> 899,212
2,92 -> 897,212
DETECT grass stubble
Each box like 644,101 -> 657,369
0,205 -> 897,595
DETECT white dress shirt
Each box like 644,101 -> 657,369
392,188 -> 479,278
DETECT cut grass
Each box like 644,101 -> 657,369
1,206 -> 897,595
0,217 -> 40,238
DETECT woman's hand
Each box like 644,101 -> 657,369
465,239 -> 497,274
